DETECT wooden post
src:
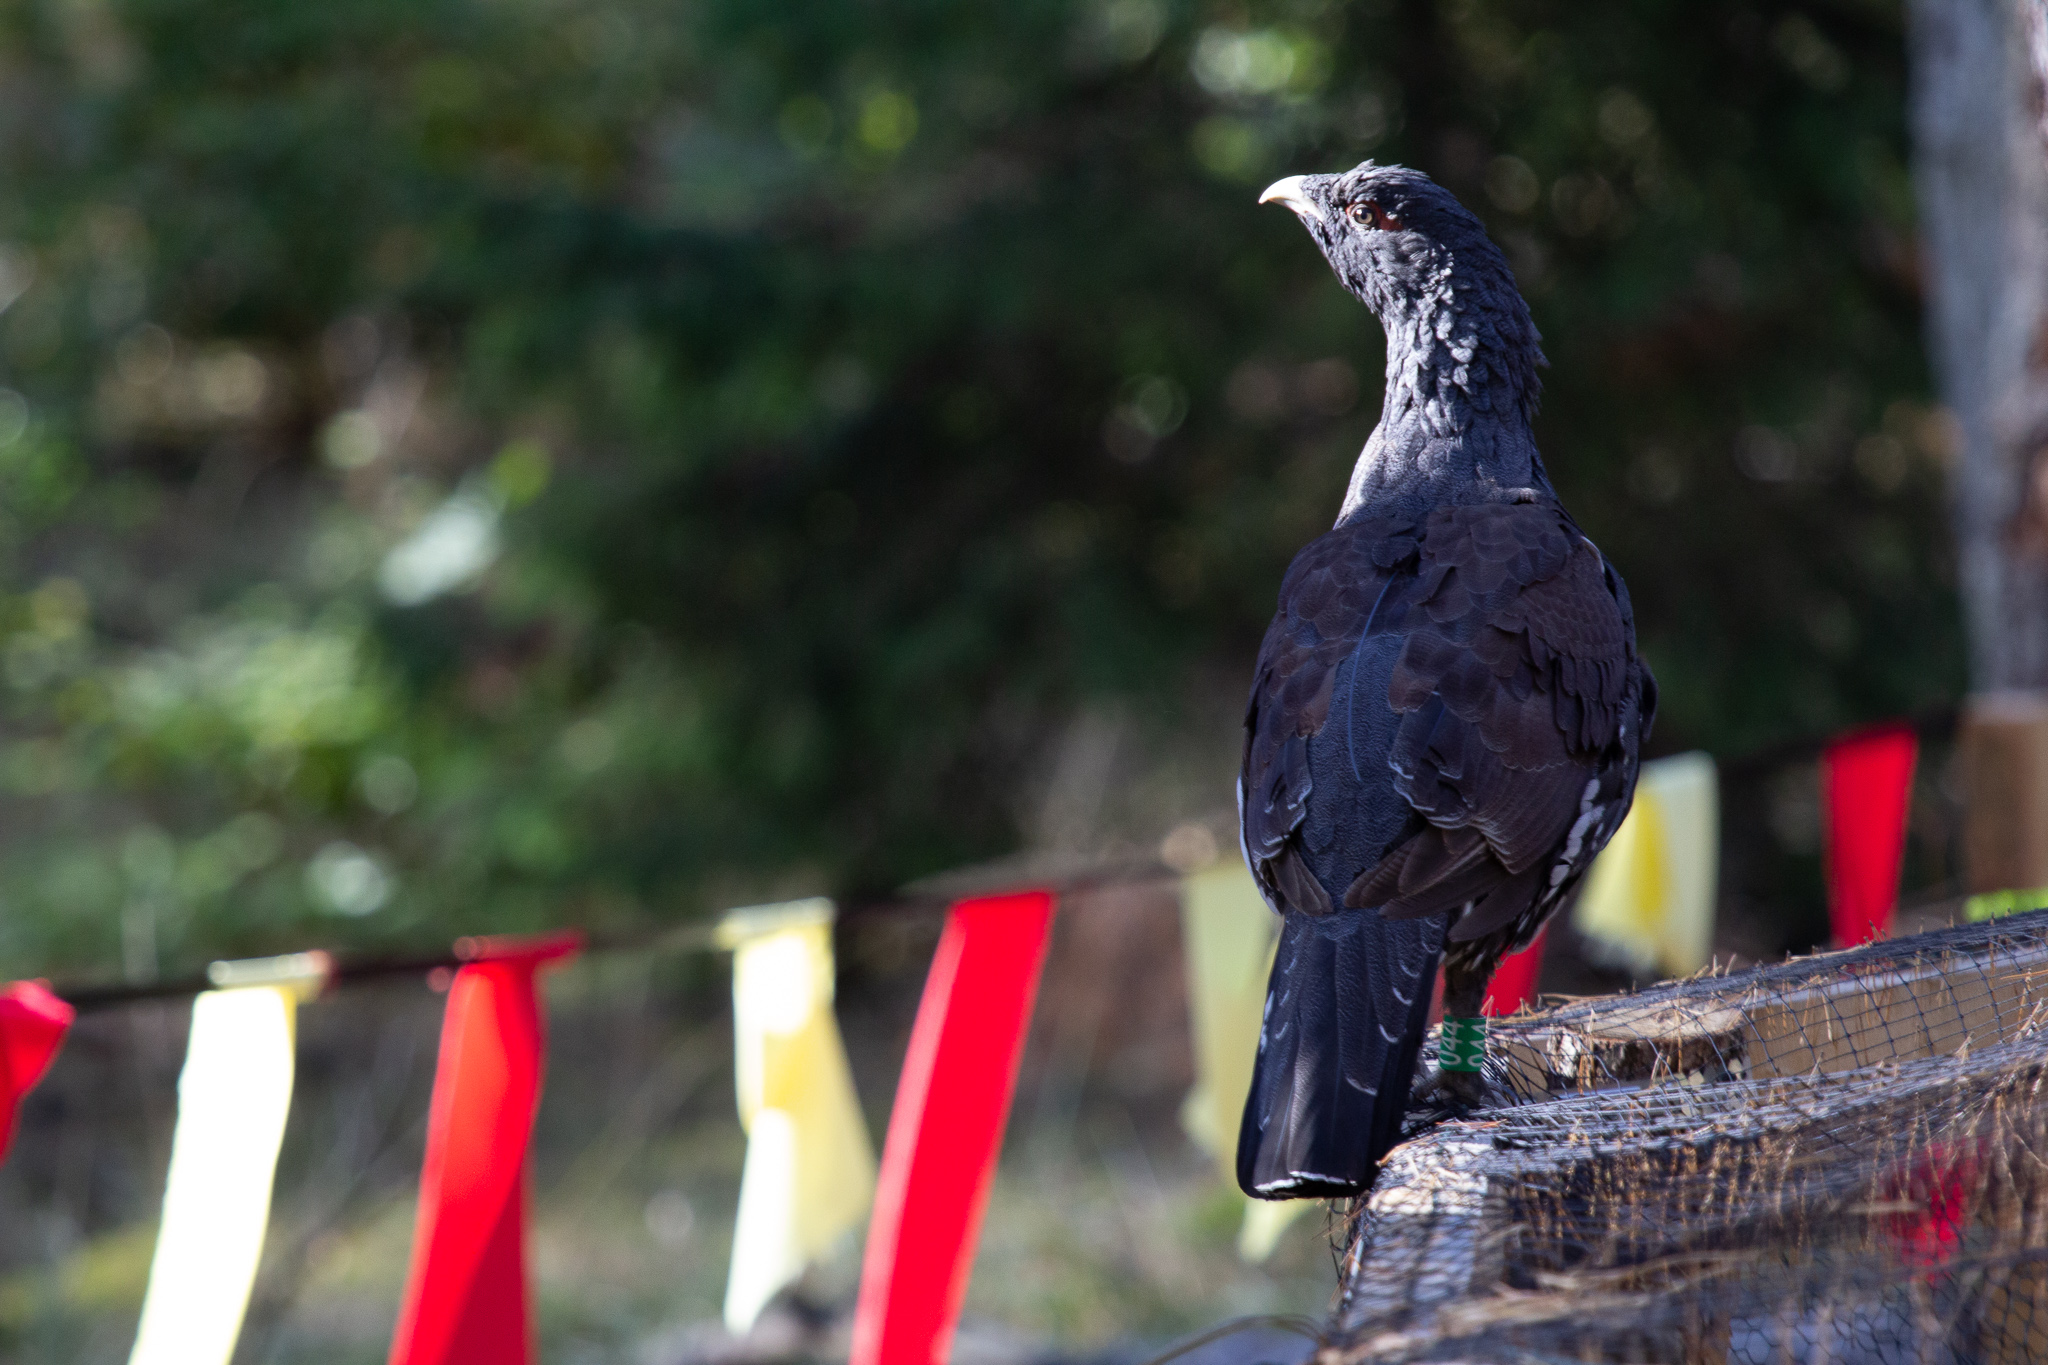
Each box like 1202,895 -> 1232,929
1960,691 -> 2048,894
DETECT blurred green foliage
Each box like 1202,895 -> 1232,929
0,0 -> 1960,974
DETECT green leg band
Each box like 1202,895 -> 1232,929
1440,1015 -> 1487,1073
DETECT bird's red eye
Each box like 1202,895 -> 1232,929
1349,200 -> 1401,230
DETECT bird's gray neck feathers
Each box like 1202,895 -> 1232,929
1338,254 -> 1548,523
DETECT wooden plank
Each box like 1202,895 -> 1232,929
1974,1130 -> 2048,1364
1347,927 -> 2048,1362
1335,1136 -> 1504,1347
1538,1003 -> 1750,1087
1739,947 -> 2048,1078
1502,939 -> 2048,1092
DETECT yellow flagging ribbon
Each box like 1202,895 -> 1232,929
1176,860 -> 1306,1261
1574,752 -> 1718,979
129,953 -> 328,1365
717,899 -> 876,1333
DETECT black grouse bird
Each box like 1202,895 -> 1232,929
1236,163 -> 1656,1199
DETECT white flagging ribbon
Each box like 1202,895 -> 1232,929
129,957 -> 324,1365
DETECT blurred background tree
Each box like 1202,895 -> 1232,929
1909,0 -> 2048,689
0,0 -> 1960,977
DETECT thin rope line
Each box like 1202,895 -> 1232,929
1129,1313 -> 1324,1365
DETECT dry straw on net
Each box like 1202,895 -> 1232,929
1325,909 -> 2048,1365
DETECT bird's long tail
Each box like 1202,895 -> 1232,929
1236,910 -> 1442,1198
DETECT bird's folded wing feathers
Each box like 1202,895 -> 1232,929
1240,519 -> 1415,915
1240,502 -> 1635,934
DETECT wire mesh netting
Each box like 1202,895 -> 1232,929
1329,909 -> 2048,1364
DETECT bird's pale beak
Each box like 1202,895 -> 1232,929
1259,176 -> 1325,223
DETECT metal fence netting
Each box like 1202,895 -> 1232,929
1328,909 -> 2048,1364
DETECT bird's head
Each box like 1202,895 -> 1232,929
1260,161 -> 1543,427
1260,162 -> 1519,324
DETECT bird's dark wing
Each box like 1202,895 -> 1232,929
1238,516 -> 1420,915
1343,502 -> 1638,942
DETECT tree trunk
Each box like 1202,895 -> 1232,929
1909,0 -> 2048,687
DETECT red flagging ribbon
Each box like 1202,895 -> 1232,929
388,932 -> 582,1365
1482,926 -> 1547,1018
0,981 -> 72,1161
1882,1138 -> 1981,1270
850,891 -> 1056,1365
1821,724 -> 1919,948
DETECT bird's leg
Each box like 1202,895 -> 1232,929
1436,966 -> 1492,1113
